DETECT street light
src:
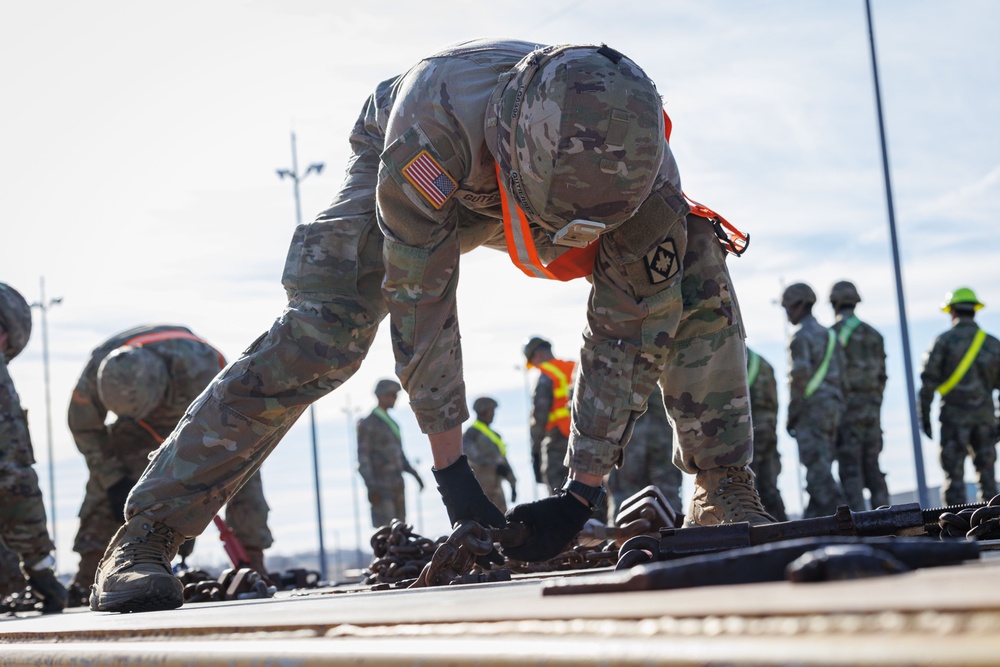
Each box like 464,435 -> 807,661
276,131 -> 328,579
29,276 -> 62,562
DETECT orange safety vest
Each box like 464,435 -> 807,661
497,109 -> 748,281
537,359 -> 575,437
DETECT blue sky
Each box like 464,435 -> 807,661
2,1 -> 998,573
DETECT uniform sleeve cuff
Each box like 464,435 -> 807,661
567,436 -> 623,476
411,389 -> 470,435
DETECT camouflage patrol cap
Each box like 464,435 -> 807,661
97,346 -> 169,419
0,283 -> 32,362
829,281 -> 861,307
781,282 -> 817,307
472,397 -> 498,415
487,44 -> 665,233
374,379 -> 402,397
523,336 -> 551,363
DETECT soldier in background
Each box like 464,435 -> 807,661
781,283 -> 847,518
462,397 -> 516,513
829,281 -> 889,509
356,379 -> 424,528
746,347 -> 787,521
606,385 -> 682,519
919,287 -> 1000,506
524,337 -> 574,494
0,283 -> 66,614
66,324 -> 273,605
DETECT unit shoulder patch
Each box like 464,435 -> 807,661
401,150 -> 458,210
643,238 -> 679,284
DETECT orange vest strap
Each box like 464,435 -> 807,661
123,330 -> 227,370
496,163 -> 598,281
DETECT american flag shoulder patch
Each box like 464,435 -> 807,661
401,150 -> 457,209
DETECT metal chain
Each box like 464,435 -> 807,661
938,493 -> 1000,540
365,519 -> 443,585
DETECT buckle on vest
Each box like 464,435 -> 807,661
554,219 -> 606,248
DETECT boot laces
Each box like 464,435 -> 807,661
119,523 -> 175,567
716,468 -> 769,516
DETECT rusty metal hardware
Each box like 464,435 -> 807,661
543,536 -> 981,596
365,520 -> 443,585
936,494 -> 1000,539
410,521 -> 507,588
183,567 -> 275,603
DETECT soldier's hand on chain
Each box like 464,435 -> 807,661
105,477 -> 137,523
501,493 -> 592,563
432,455 -> 505,566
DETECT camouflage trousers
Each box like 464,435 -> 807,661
363,479 -> 406,529
793,395 -> 846,518
544,431 -> 569,495
836,394 -> 889,510
0,544 -> 25,597
940,421 -> 998,506
749,413 -> 787,522
0,463 -> 55,568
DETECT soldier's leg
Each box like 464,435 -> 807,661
224,471 -> 273,575
750,422 -> 787,521
366,486 -> 395,529
660,216 -> 769,526
859,403 -> 890,508
544,433 -> 569,494
969,423 -> 998,501
795,401 -> 845,518
834,399 -> 867,511
939,422 -> 970,506
391,479 -> 407,524
0,543 -> 26,598
70,474 -> 119,590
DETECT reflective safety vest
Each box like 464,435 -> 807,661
471,420 -> 507,457
804,330 -> 837,399
537,359 -> 575,437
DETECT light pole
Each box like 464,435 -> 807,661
864,0 -> 930,507
30,276 -> 62,559
343,399 -> 364,570
276,131 -> 329,578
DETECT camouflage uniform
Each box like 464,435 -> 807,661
68,325 -> 272,587
462,421 -> 516,513
530,368 -> 571,493
0,544 -> 25,597
121,39 -> 753,546
0,352 -> 56,573
919,320 -> 1000,505
356,407 -> 418,527
607,385 -> 682,519
746,349 -> 787,521
786,313 -> 847,518
832,310 -> 889,509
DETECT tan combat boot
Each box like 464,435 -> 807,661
686,465 -> 776,527
89,517 -> 184,613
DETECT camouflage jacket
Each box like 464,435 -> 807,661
356,408 -> 416,485
0,354 -> 35,470
369,38 -> 689,476
919,319 -> 1000,425
462,421 -> 515,483
747,349 -> 778,422
786,314 -> 844,426
67,324 -> 225,489
832,310 -> 886,399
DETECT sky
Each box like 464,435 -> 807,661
2,0 -> 998,575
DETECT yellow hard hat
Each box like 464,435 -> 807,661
941,287 -> 984,313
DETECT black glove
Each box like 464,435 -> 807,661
501,492 -> 592,563
531,449 -> 543,484
510,484 -> 517,503
433,456 -> 505,567
105,478 -> 137,523
922,415 -> 933,439
496,462 -> 512,479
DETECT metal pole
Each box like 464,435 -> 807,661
30,277 -> 61,560
344,399 -> 364,569
277,130 -> 329,579
864,0 -> 930,507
